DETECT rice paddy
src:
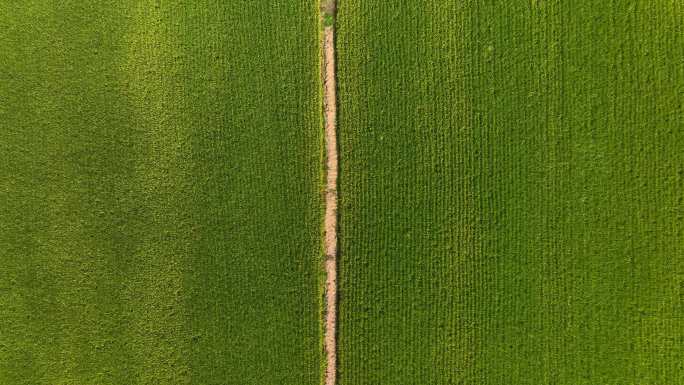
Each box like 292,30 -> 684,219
337,1 -> 683,383
1,1 -> 682,384
0,2 -> 322,384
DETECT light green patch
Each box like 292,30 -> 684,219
323,13 -> 334,27
0,1 -> 323,384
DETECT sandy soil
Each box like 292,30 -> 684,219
322,24 -> 338,385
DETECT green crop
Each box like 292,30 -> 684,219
337,1 -> 683,384
0,1 -> 323,384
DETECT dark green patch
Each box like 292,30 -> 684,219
337,0 -> 684,384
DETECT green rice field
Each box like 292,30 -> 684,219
337,1 -> 683,384
0,2 -> 322,384
1,1 -> 683,384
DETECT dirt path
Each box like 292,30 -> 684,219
322,9 -> 338,385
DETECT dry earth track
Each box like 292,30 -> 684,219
321,1 -> 338,384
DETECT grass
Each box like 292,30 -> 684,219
323,14 -> 335,27
337,1 -> 684,384
0,1 -> 323,384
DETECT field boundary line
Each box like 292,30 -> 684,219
321,0 -> 338,384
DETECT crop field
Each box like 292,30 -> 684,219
0,2 -> 322,384
1,1 -> 683,384
337,1 -> 683,384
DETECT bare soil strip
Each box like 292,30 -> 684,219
322,19 -> 338,385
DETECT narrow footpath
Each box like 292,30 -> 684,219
321,1 -> 338,384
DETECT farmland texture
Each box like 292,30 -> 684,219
337,1 -> 683,384
0,2 -> 322,384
